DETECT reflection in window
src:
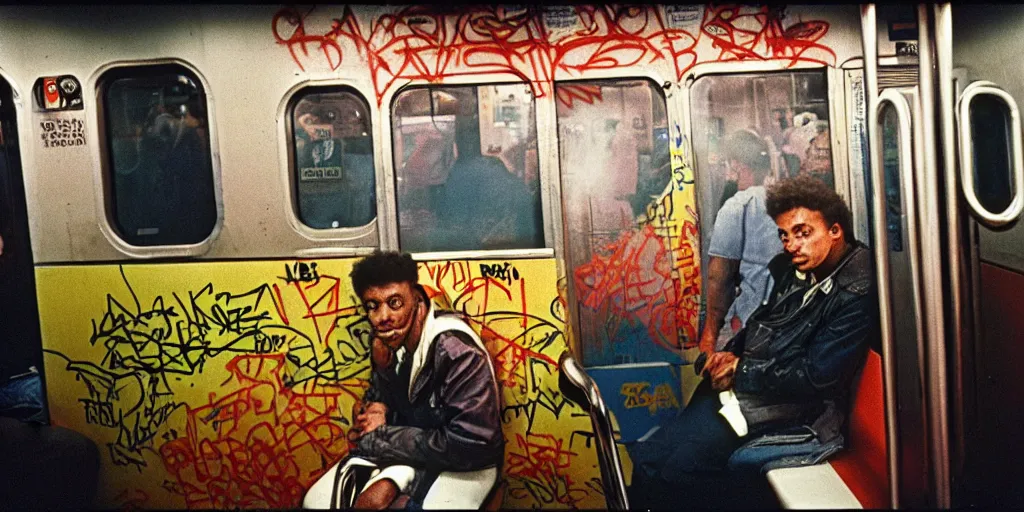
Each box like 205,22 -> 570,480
291,88 -> 376,229
881,104 -> 904,252
969,94 -> 1015,213
556,79 -> 675,365
690,71 -> 835,260
102,66 -> 218,246
391,84 -> 543,252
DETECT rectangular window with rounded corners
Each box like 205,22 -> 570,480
100,64 -> 217,246
555,78 -> 678,366
957,81 -> 1024,228
690,70 -> 834,264
391,84 -> 544,253
969,95 -> 1015,214
290,87 -> 376,229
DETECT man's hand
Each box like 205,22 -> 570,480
371,337 -> 396,370
347,401 -> 389,441
702,351 -> 739,391
711,358 -> 739,391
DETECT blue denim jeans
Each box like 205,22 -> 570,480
0,368 -> 47,425
626,381 -> 742,481
728,425 -> 844,473
625,381 -> 777,509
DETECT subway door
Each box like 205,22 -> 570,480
863,5 -> 974,507
950,5 -> 1024,508
555,78 -> 694,444
0,77 -> 45,408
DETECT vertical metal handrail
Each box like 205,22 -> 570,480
861,5 -> 901,509
934,2 -> 968,489
877,93 -> 928,477
916,5 -> 952,508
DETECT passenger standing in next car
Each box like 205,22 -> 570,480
303,251 -> 503,510
627,176 -> 878,510
434,102 -> 542,251
699,130 -> 784,354
781,112 -> 834,189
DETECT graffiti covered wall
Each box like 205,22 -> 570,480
38,257 -> 620,509
269,3 -> 838,365
271,4 -> 837,107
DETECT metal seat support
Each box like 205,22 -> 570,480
557,352 -> 630,510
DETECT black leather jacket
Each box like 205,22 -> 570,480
725,242 -> 878,443
351,311 -> 504,499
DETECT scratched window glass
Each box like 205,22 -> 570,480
291,87 -> 376,229
690,71 -> 834,265
101,65 -> 217,246
391,84 -> 544,253
555,79 -> 676,365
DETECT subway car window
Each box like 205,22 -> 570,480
291,87 -> 376,229
101,65 -> 217,246
556,79 -> 673,364
690,71 -> 834,262
881,103 -> 904,252
391,84 -> 543,253
969,94 -> 1015,214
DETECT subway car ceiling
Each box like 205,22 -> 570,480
0,4 -> 893,265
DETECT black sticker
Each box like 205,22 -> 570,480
33,75 -> 83,112
39,118 -> 85,149
888,20 -> 918,42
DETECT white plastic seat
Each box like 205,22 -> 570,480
766,461 -> 862,509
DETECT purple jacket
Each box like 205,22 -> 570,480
351,308 -> 504,498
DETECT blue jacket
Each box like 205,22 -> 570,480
725,243 -> 878,451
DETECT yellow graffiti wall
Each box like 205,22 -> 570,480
37,257 -> 621,509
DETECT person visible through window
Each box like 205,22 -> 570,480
699,130 -> 784,353
294,96 -> 377,229
433,96 -> 542,251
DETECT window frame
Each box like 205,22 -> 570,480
93,58 -> 223,258
957,81 -> 1024,227
385,79 -> 554,261
280,80 -> 379,245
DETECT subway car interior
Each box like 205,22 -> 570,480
0,2 -> 1022,509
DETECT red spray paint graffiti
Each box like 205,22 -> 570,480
271,5 -> 836,107
158,354 -> 355,509
573,223 -> 683,354
701,5 -> 834,67
505,433 -> 589,507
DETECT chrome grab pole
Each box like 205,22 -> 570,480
916,5 -> 952,508
934,2 -> 967,485
861,5 -> 900,508
877,91 -> 928,500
